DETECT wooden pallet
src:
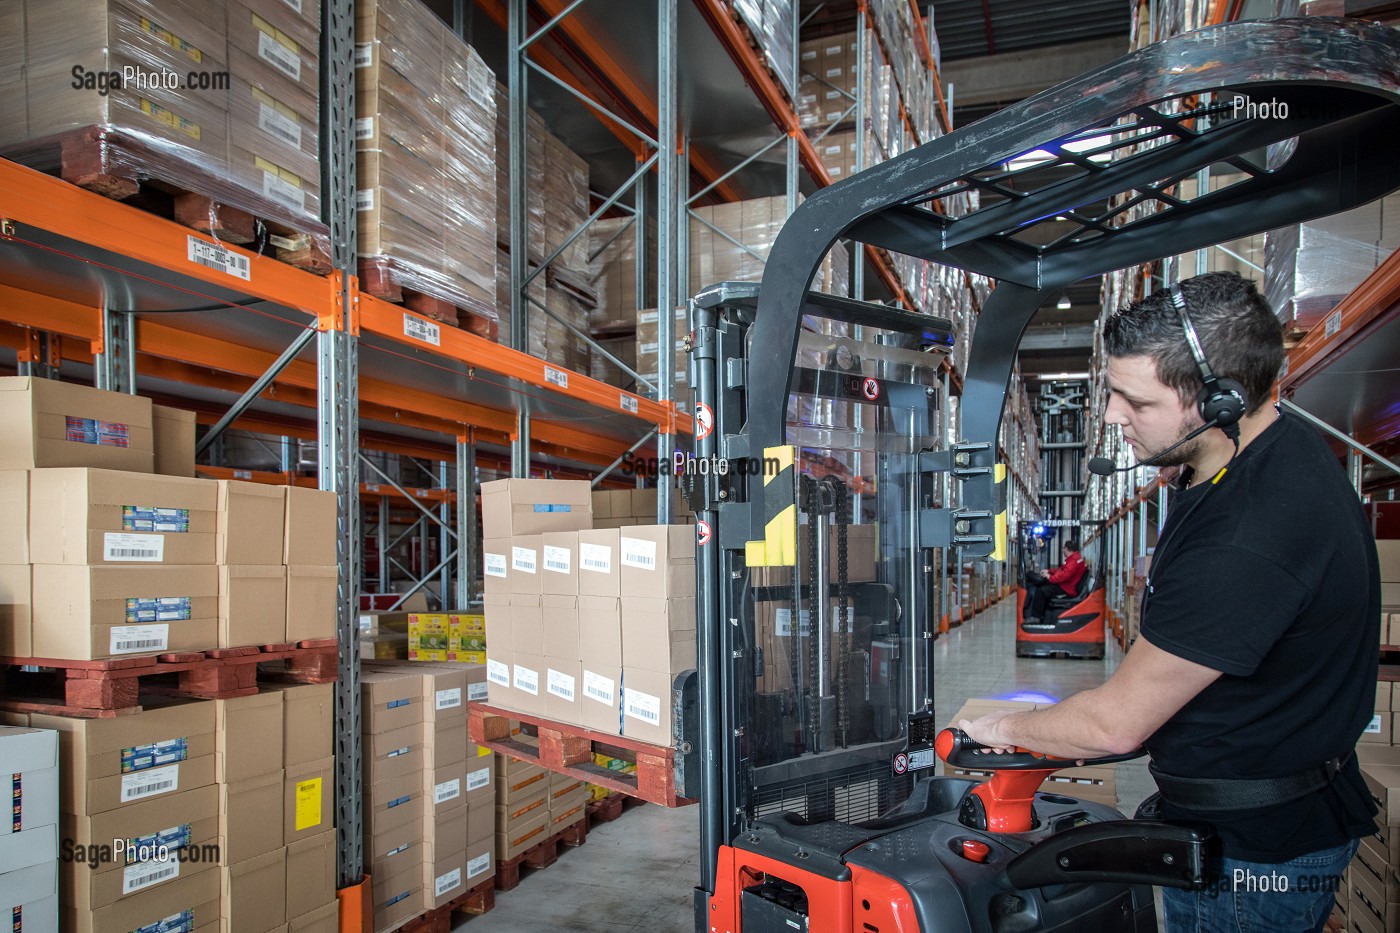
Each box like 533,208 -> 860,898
0,639 -> 337,717
358,257 -> 499,340
493,819 -> 588,893
387,875 -> 496,933
5,126 -> 332,274
585,791 -> 646,830
467,702 -> 696,807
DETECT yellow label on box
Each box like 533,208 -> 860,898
140,99 -> 201,140
295,777 -> 322,831
139,16 -> 204,63
456,650 -> 486,665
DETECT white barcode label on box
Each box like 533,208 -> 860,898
111,625 -> 170,655
282,0 -> 303,12
187,236 -> 250,280
435,687 -> 462,711
355,116 -> 375,141
468,682 -> 488,702
624,688 -> 661,726
467,767 -> 490,792
262,172 -> 305,213
484,552 -> 508,578
774,609 -> 812,638
258,103 -> 302,148
620,537 -> 657,570
355,42 -> 373,68
355,189 -> 375,212
259,31 -> 302,80
121,764 -> 179,802
1367,713 -> 1383,734
486,659 -> 510,687
548,668 -> 575,701
544,366 -> 569,389
544,545 -> 571,575
434,778 -> 461,804
512,547 -> 537,574
513,664 -> 539,696
404,313 -> 441,346
620,394 -> 638,414
435,868 -> 462,897
467,851 -> 491,878
104,533 -> 164,562
583,671 -> 615,705
579,543 -> 612,574
123,858 -> 179,894
833,607 -> 855,633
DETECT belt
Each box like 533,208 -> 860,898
1148,753 -> 1350,813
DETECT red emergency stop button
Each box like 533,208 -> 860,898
961,839 -> 991,863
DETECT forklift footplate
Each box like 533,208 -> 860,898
1015,641 -> 1105,660
468,702 -> 697,807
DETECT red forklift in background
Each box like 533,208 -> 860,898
1015,524 -> 1106,659
674,17 -> 1400,933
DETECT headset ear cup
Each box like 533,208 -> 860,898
1199,378 -> 1248,427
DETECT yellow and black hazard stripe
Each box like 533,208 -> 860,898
992,463 -> 1008,561
746,445 -> 797,567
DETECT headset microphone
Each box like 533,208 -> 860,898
1088,422 -> 1217,476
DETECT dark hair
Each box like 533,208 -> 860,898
1063,538 -> 1080,552
1101,271 -> 1282,415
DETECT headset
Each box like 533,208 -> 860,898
1170,283 -> 1247,441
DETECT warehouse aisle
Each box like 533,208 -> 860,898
457,596 -> 1150,931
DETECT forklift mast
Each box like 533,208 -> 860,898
686,17 -> 1400,932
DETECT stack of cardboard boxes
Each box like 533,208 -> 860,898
685,197 -> 850,301
619,526 -> 696,746
586,216 -> 659,335
1349,747 -> 1400,932
0,726 -> 59,933
590,487 -> 693,529
494,752 -> 588,863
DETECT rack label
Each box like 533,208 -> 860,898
104,532 -> 165,562
258,31 -> 302,81
513,664 -> 539,696
484,552 -> 508,578
121,764 -> 180,802
512,546 -> 537,574
623,687 -> 661,726
620,537 -> 657,570
123,506 -> 190,533
544,366 -> 569,389
1325,310 -> 1343,339
543,545 -> 571,575
620,394 -> 639,414
583,671 -> 615,705
110,624 -> 170,655
404,313 -> 441,346
187,236 -> 251,280
123,858 -> 179,895
547,668 -> 575,701
579,543 -> 612,574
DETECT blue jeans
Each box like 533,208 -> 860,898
1160,839 -> 1356,933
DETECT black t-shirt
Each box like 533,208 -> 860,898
1140,411 -> 1380,862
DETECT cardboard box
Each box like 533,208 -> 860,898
0,562 -> 31,656
541,531 -> 579,595
152,404 -> 197,478
466,802 -> 493,847
220,564 -> 288,647
464,758 -> 493,807
495,811 -> 550,860
620,668 -> 675,746
621,597 -> 696,673
32,699 -> 216,816
215,691 -> 283,782
284,757 -> 333,844
425,803 -> 468,861
0,470 -> 28,565
542,595 -> 579,657
482,538 -> 510,595
287,901 -> 338,933
31,563 -> 219,660
28,469 -> 215,566
283,487 -> 336,566
216,480 -> 287,565
509,593 -> 544,655
495,784 -> 548,824
606,489 -> 633,519
425,761 -> 468,815
798,522 -> 878,583
424,851 -> 469,910
407,612 -> 453,661
619,526 -> 696,597
0,861 -> 57,932
424,718 -> 467,770
286,565 -> 337,642
369,860 -> 423,933
220,769 -> 285,864
362,815 -> 422,879
268,682 -> 333,768
576,530 -> 620,597
0,727 -> 58,839
494,759 -> 549,802
509,536 -> 542,595
361,670 -> 424,732
0,377 -> 154,472
547,790 -> 588,832
486,650 -> 512,708
226,0 -> 319,113
365,785 -> 423,846
578,596 -> 622,667
64,863 -> 219,933
363,723 -> 424,784
221,847 -> 287,932
464,838 -> 494,886
579,665 -> 621,736
480,479 -> 593,537
507,653 -> 544,716
590,491 -> 612,520
544,657 -> 581,725
1361,710 -> 1392,745
285,830 -> 336,923
1378,681 -> 1392,713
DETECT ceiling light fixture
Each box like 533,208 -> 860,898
1056,296 -> 1072,310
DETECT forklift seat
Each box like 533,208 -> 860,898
1045,569 -> 1096,612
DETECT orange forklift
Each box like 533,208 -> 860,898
679,18 -> 1400,933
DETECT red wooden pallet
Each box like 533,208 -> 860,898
0,639 -> 337,717
386,875 -> 496,933
493,819 -> 587,893
467,702 -> 696,808
585,791 -> 646,830
357,257 -> 499,340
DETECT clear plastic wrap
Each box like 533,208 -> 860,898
734,0 -> 795,97
587,215 -> 659,333
356,0 -> 497,321
1,0 -> 328,245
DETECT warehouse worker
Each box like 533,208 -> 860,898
1022,538 -> 1086,621
961,271 -> 1380,933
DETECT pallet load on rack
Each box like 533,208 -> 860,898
0,0 -> 331,266
0,726 -> 59,933
1350,746 -> 1400,933
355,0 -> 498,334
591,487 -> 693,529
687,195 -> 850,298
732,0 -> 796,97
586,216 -> 659,337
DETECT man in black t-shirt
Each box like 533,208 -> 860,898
960,272 -> 1380,933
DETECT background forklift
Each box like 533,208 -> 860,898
679,17 -> 1400,933
1014,521 -> 1106,660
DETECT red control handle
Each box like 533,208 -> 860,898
936,728 -> 1143,770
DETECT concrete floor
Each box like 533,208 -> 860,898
457,597 -> 1149,931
